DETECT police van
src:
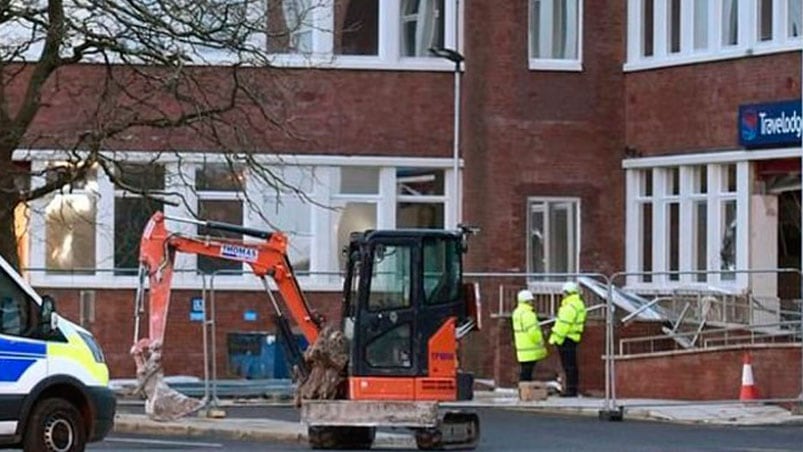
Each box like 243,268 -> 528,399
0,255 -> 115,451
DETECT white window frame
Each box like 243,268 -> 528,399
528,0 -> 584,71
5,0 -> 462,72
525,197 -> 581,282
624,152 -> 755,290
19,151 -> 458,290
268,0 -> 463,72
626,0 -> 803,72
34,162 -> 102,276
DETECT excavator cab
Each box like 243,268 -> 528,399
341,230 -> 476,401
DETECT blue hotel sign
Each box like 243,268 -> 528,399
739,99 -> 802,148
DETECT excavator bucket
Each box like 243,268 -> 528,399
131,340 -> 204,421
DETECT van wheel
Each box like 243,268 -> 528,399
23,398 -> 86,452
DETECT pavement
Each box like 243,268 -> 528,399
111,389 -> 803,447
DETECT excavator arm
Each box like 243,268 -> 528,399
131,211 -> 324,420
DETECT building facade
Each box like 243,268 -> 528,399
6,1 -> 801,389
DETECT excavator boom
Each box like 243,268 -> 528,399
131,212 -> 324,420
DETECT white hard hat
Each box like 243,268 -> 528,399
562,281 -> 579,294
517,289 -> 535,303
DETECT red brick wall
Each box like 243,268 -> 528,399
615,346 -> 803,400
461,0 -> 627,277
42,287 -> 342,379
625,52 -> 802,155
14,63 -> 455,156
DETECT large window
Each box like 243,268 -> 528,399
396,168 -> 445,229
196,163 -> 246,275
627,0 -> 803,71
26,155 -> 459,288
332,167 -> 380,272
529,0 -> 582,71
526,198 -> 580,278
113,163 -> 166,275
625,161 -> 749,287
257,166 -> 314,271
44,165 -> 98,275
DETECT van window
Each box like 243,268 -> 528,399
0,271 -> 37,338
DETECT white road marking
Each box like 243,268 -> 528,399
104,437 -> 223,448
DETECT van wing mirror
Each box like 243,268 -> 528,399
40,295 -> 59,335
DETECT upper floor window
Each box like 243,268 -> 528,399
627,0 -> 803,71
268,0 -> 316,54
335,0 -> 380,55
269,0 -> 460,68
529,0 -> 583,71
401,0 -> 445,57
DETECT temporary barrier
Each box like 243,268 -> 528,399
19,265 -> 803,417
607,268 -> 802,411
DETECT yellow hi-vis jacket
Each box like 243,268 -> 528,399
512,302 -> 547,363
548,293 -> 587,346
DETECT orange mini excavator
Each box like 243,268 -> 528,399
131,211 -> 481,450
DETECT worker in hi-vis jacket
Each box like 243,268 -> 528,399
511,289 -> 547,382
549,282 -> 587,397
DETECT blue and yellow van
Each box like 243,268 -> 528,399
0,255 -> 115,451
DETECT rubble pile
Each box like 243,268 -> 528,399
295,326 -> 349,405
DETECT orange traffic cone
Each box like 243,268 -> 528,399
739,352 -> 759,401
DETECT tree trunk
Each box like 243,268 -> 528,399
0,200 -> 20,270
0,175 -> 21,270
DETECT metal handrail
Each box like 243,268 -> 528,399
619,320 -> 802,355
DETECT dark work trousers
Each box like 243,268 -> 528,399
557,339 -> 579,396
519,360 -> 537,382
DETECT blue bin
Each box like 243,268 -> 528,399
227,332 -> 276,379
227,332 -> 309,379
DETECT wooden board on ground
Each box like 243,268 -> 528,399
518,381 -> 548,401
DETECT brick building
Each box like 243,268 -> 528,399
6,1 -> 802,393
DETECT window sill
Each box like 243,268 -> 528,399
15,50 -> 462,72
26,272 -> 344,292
267,54 -> 459,72
528,59 -> 583,72
624,42 -> 803,72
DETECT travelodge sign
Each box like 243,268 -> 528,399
739,99 -> 802,148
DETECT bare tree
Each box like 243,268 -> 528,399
0,0 -> 320,269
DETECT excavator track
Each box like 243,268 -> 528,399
414,411 -> 480,450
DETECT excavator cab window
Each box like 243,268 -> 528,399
423,237 -> 461,305
342,249 -> 361,343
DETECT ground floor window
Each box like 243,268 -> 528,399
23,154 -> 456,289
526,197 -> 580,280
625,160 -> 750,288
